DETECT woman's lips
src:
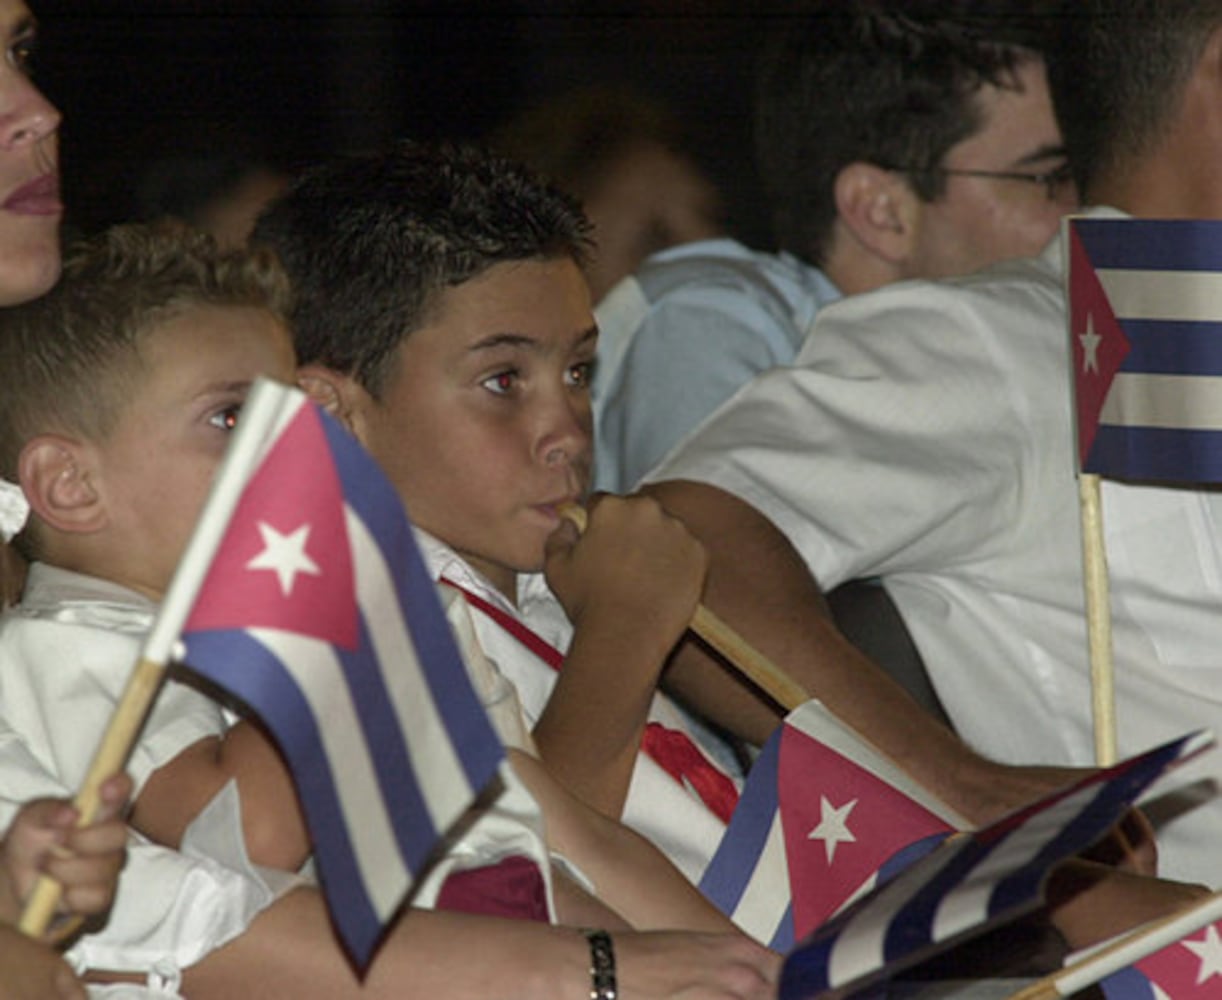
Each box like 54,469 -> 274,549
4,173 -> 61,215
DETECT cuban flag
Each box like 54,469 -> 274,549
143,379 -> 504,967
780,730 -> 1213,1000
698,701 -> 965,950
1068,216 -> 1222,482
1099,920 -> 1222,999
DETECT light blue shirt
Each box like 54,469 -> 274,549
592,237 -> 841,492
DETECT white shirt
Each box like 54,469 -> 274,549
0,564 -> 291,984
651,212 -> 1222,888
417,531 -> 734,884
0,562 -> 558,981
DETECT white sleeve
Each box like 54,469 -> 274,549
68,783 -> 304,981
649,280 -> 1035,589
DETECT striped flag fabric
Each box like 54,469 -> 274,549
143,378 -> 505,966
1099,919 -> 1222,999
1068,216 -> 1222,482
698,700 -> 965,950
779,730 -> 1212,1000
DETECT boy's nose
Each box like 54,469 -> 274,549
536,395 -> 591,468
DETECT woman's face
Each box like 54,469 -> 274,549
0,0 -> 60,306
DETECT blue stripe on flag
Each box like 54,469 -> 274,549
181,628 -> 384,958
875,833 -> 950,887
1087,426 -> 1222,482
698,729 -> 782,914
770,901 -> 796,953
1076,219 -> 1222,270
1099,965 -> 1158,1000
1118,319 -> 1222,376
334,614 -> 441,867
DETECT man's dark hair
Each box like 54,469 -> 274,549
755,0 -> 1055,265
1047,0 -> 1222,201
252,140 -> 592,397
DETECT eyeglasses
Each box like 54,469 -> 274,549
888,162 -> 1076,203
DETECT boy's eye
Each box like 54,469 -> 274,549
566,360 -> 594,389
208,405 -> 242,431
482,370 -> 517,395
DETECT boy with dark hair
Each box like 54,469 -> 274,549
254,140 -> 740,882
593,0 -> 1074,493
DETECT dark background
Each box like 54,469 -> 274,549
34,1 -> 793,246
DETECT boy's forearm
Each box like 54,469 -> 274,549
532,618 -> 660,817
181,887 -> 779,1000
132,724 -> 308,871
643,478 -> 1069,823
509,749 -> 735,935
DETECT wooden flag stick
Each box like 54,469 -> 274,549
1006,890 -> 1222,1000
559,504 -> 808,711
18,655 -> 166,939
1078,473 -> 1117,766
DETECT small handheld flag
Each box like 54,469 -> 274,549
699,700 -> 965,950
779,730 -> 1213,1000
166,380 -> 505,964
1061,217 -> 1222,764
1068,217 -> 1222,482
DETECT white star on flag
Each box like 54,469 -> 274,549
1079,312 -> 1102,374
246,521 -> 322,596
808,796 -> 857,864
1183,923 -> 1222,985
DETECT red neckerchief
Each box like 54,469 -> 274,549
442,578 -> 739,824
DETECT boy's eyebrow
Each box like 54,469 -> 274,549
196,378 -> 255,398
468,324 -> 600,354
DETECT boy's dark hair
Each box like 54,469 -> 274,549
0,222 -> 292,486
1047,0 -> 1222,201
251,140 -> 593,398
756,0 -> 1054,265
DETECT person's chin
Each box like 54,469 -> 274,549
0,245 -> 60,304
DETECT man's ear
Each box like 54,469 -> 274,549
833,161 -> 921,267
297,365 -> 367,438
18,435 -> 105,535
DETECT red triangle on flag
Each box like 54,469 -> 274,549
1068,225 -> 1131,469
184,404 -> 359,648
778,723 -> 954,939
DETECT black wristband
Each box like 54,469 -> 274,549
583,928 -> 617,1000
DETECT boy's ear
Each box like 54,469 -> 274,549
298,365 -> 365,437
833,161 -> 921,267
18,435 -> 105,535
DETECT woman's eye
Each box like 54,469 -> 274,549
482,370 -> 517,395
208,405 -> 241,431
9,35 -> 36,75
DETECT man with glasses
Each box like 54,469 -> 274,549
643,0 -> 1222,889
592,0 -> 1074,494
